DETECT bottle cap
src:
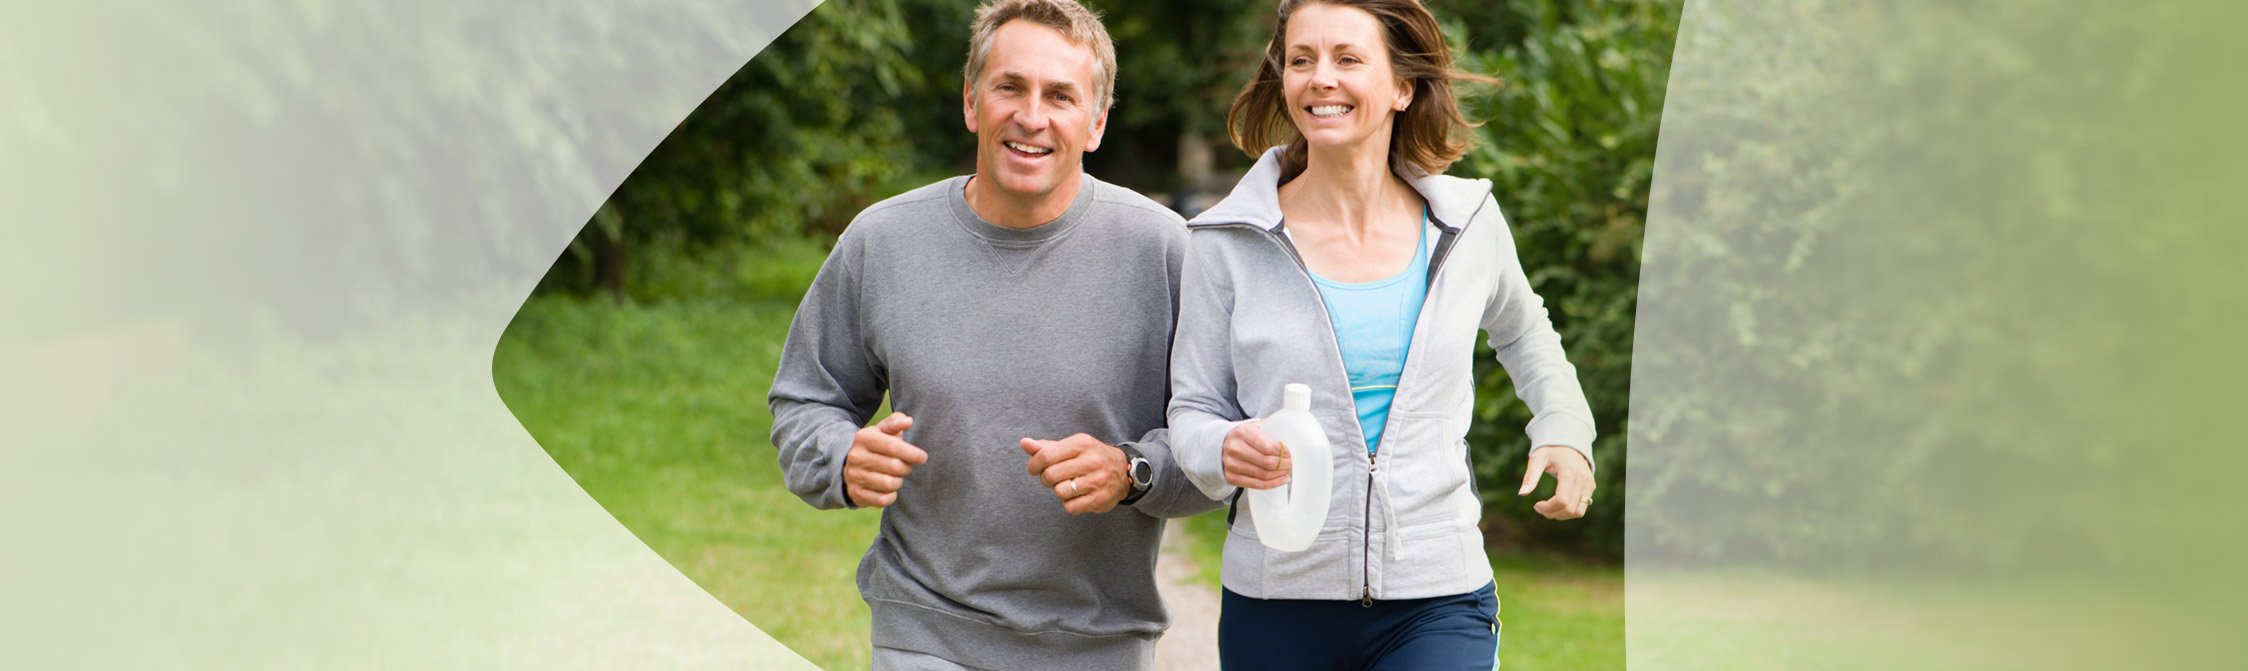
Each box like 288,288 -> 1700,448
1283,383 -> 1311,411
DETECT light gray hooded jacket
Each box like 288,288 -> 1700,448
1170,148 -> 1597,602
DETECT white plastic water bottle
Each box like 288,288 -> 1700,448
1247,383 -> 1332,552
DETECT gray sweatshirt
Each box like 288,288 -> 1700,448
768,174 -> 1221,669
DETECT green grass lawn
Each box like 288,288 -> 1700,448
1489,553 -> 1626,670
494,290 -> 883,669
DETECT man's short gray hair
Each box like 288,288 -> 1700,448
962,0 -> 1118,111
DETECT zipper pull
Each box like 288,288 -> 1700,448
1362,585 -> 1374,608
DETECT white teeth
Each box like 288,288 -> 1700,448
1004,141 -> 1052,155
1309,105 -> 1353,117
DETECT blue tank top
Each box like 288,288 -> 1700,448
1306,213 -> 1431,454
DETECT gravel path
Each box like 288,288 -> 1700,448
1153,522 -> 1222,670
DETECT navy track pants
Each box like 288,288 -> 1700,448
1218,581 -> 1500,670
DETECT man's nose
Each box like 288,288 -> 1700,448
1015,96 -> 1051,132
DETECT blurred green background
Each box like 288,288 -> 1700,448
496,0 -> 1676,667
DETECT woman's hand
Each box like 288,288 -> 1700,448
1222,420 -> 1292,490
1518,445 -> 1594,520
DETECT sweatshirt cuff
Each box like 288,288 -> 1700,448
1525,414 -> 1597,474
820,421 -> 861,509
1119,430 -> 1225,519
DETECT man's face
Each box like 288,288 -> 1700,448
963,20 -> 1108,208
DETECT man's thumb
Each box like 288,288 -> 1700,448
879,412 -> 914,435
1019,437 -> 1046,456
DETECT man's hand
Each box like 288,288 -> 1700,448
1221,420 -> 1291,491
1020,434 -> 1131,515
844,412 -> 926,508
1518,445 -> 1594,520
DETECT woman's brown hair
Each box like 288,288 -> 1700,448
1226,0 -> 1495,181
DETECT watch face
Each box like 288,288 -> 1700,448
1130,458 -> 1154,488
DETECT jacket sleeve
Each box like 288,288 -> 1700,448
1478,198 -> 1599,470
768,235 -> 886,509
1167,231 -> 1252,501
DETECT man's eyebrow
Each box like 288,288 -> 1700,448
990,70 -> 1084,96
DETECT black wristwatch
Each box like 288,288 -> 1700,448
1118,444 -> 1154,505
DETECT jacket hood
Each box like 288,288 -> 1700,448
1188,146 -> 1494,232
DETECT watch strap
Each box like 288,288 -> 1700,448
1118,444 -> 1152,505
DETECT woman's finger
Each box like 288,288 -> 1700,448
1227,472 -> 1289,490
1249,431 -> 1287,457
1235,450 -> 1292,478
1224,454 -> 1280,480
1566,469 -> 1597,519
1222,453 -> 1289,488
1517,448 -> 1551,496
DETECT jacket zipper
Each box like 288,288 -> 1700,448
1192,199 -> 1483,607
1362,450 -> 1376,607
1266,223 -> 1386,608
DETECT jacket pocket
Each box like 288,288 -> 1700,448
1387,411 -> 1472,528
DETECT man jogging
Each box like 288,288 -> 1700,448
767,1 -> 1219,668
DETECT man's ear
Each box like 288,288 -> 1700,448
1085,107 -> 1109,153
963,80 -> 979,134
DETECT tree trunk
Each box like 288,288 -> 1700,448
1176,131 -> 1214,214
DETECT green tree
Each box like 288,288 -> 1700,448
1450,0 -> 1682,557
550,0 -> 945,299
1088,0 -> 1269,198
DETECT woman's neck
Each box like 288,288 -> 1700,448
1282,143 -> 1417,240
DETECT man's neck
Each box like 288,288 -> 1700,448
963,173 -> 1084,230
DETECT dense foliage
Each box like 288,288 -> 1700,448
1450,0 -> 1678,558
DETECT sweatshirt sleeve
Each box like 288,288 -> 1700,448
1121,227 -> 1227,518
768,235 -> 887,509
1478,198 -> 1599,471
1120,427 -> 1226,519
1167,231 -> 1252,501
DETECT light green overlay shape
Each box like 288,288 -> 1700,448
2,1 -> 827,668
1633,1 -> 2248,668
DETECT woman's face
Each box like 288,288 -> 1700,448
1281,3 -> 1412,154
